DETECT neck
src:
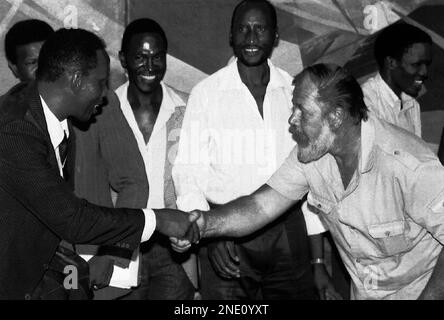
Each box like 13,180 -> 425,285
380,70 -> 402,99
237,60 -> 270,87
330,121 -> 362,168
37,81 -> 68,121
127,82 -> 163,112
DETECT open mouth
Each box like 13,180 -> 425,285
139,74 -> 156,81
243,47 -> 260,55
414,79 -> 424,86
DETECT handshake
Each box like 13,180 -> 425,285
153,208 -> 205,252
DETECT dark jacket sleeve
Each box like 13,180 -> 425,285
0,119 -> 145,251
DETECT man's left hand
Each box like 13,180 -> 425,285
313,263 -> 343,300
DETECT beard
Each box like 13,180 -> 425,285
297,123 -> 334,164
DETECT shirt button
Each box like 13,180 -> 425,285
24,294 -> 31,300
356,258 -> 361,264
317,204 -> 322,209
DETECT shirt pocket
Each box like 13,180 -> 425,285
368,220 -> 410,257
307,192 -> 335,216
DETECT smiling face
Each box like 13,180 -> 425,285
288,75 -> 335,163
120,32 -> 167,94
230,3 -> 277,67
9,41 -> 44,83
389,42 -> 432,98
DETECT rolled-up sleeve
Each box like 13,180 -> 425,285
267,147 -> 309,201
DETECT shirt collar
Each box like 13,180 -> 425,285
360,116 -> 376,174
40,95 -> 69,151
223,58 -> 289,90
375,72 -> 417,111
117,81 -> 180,136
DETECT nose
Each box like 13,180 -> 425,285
245,28 -> 258,45
147,57 -> 154,72
418,64 -> 428,78
288,108 -> 300,126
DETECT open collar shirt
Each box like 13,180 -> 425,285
362,73 -> 422,138
268,116 -> 444,299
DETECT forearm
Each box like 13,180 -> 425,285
418,248 -> 444,299
203,195 -> 272,238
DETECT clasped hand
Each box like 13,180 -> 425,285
168,210 -> 204,253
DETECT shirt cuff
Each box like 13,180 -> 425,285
141,209 -> 156,242
176,193 -> 210,212
302,201 -> 328,235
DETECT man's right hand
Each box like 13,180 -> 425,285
207,240 -> 240,279
154,209 -> 200,243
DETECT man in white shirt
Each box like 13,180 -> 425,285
173,0 -> 338,300
362,23 -> 433,137
0,28 -> 199,299
88,18 -> 196,300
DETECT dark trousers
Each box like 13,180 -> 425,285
119,234 -> 195,300
200,203 -> 317,300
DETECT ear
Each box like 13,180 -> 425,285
327,107 -> 344,130
69,70 -> 83,94
386,56 -> 399,71
7,60 -> 20,79
119,51 -> 127,69
273,29 -> 280,47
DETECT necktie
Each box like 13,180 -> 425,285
59,133 -> 69,170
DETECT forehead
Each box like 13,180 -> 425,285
293,75 -> 318,103
402,42 -> 432,62
233,3 -> 273,24
16,41 -> 44,59
128,33 -> 166,52
93,49 -> 109,78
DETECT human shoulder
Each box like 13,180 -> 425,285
189,64 -> 232,96
373,117 -> 436,171
164,83 -> 189,106
272,65 -> 294,87
0,83 -> 33,128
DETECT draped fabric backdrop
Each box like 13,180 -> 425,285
1,0 -> 443,145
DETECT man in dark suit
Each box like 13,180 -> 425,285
0,28 -> 199,300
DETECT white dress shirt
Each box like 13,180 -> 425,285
362,73 -> 422,137
106,81 -> 183,288
116,81 -> 183,209
40,96 -> 70,177
172,59 -> 326,234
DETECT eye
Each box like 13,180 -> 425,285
256,25 -> 266,33
25,59 -> 38,66
238,25 -> 248,33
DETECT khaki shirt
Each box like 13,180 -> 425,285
268,116 -> 444,299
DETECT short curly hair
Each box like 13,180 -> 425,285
5,19 -> 54,64
374,23 -> 432,69
36,28 -> 106,82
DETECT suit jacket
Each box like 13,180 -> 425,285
0,83 -> 145,299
